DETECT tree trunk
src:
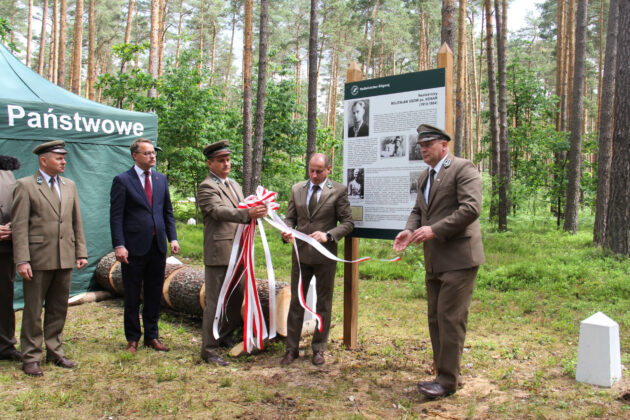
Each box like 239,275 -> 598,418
148,0 -> 160,97
485,0 -> 499,221
604,0 -> 630,255
124,0 -> 134,44
86,0 -> 96,100
57,0 -> 66,86
563,0 -> 588,234
38,0 -> 49,76
210,20 -> 216,83
555,0 -> 566,130
366,0 -> 379,79
198,0 -> 204,69
242,0 -> 254,195
305,0 -> 319,176
495,0 -> 509,230
48,0 -> 58,82
224,11 -> 236,95
418,8 -> 426,70
454,0 -> 467,157
252,0 -> 269,192
565,0 -> 576,131
70,0 -> 83,94
441,0 -> 456,51
158,0 -> 169,76
27,0 -> 33,68
175,0 -> 183,67
470,10 -> 482,165
593,0 -> 619,245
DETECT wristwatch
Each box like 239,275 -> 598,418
326,232 -> 334,242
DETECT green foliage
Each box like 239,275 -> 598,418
0,18 -> 19,52
95,43 -> 155,109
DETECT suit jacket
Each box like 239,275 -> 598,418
348,122 -> 369,138
11,172 -> 87,270
285,179 -> 354,265
405,153 -> 485,273
197,173 -> 249,266
110,167 -> 177,256
0,171 -> 15,254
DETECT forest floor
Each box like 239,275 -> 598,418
1,216 -> 629,419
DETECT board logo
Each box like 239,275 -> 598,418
351,85 -> 359,96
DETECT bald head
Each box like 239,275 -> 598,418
308,153 -> 331,185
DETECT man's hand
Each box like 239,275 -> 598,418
409,226 -> 435,244
170,240 -> 180,254
76,258 -> 88,270
17,262 -> 33,281
281,231 -> 294,243
0,223 -> 11,241
393,230 -> 411,252
248,204 -> 268,220
310,231 -> 327,243
115,246 -> 129,264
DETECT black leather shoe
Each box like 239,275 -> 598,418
418,381 -> 455,399
203,353 -> 230,367
0,348 -> 22,362
50,356 -> 78,369
312,351 -> 325,366
280,351 -> 298,365
23,361 -> 43,376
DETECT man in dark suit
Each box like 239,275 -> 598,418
280,153 -> 354,366
197,140 -> 267,366
110,138 -> 179,354
394,124 -> 485,399
12,141 -> 88,376
0,155 -> 22,362
348,100 -> 369,137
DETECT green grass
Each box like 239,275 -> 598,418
1,211 -> 628,418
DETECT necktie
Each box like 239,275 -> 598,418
49,177 -> 60,205
309,185 -> 320,215
144,171 -> 152,206
427,169 -> 437,198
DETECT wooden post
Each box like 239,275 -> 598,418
437,43 -> 454,152
343,61 -> 361,349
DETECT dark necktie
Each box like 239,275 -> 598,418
144,170 -> 152,206
427,169 -> 437,198
309,185 -> 320,215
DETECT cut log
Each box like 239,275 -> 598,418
68,290 -> 113,306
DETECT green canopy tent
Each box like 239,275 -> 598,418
0,44 -> 158,308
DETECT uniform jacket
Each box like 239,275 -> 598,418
285,179 -> 354,265
110,167 -> 177,256
0,171 -> 16,253
11,172 -> 87,270
197,172 -> 249,266
405,153 -> 485,273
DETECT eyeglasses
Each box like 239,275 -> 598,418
138,151 -> 156,156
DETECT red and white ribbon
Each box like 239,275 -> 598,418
214,185 -> 400,353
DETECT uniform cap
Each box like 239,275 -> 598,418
32,140 -> 68,155
203,140 -> 230,159
416,124 -> 451,142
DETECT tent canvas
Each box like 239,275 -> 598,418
0,44 -> 158,309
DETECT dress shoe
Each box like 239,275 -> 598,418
49,356 -> 78,369
417,381 -> 455,399
203,353 -> 230,367
23,361 -> 43,377
145,338 -> 170,352
312,351 -> 325,366
280,351 -> 299,365
126,341 -> 138,354
0,348 -> 22,362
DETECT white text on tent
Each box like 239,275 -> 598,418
6,105 -> 145,136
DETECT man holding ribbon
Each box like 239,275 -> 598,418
12,140 -> 88,376
197,140 -> 267,366
393,124 -> 484,399
110,138 -> 180,355
281,153 -> 354,366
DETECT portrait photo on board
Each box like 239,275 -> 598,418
409,133 -> 423,161
410,170 -> 421,201
347,168 -> 365,199
347,99 -> 370,138
380,135 -> 406,158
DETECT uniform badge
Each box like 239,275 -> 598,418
443,159 -> 452,168
303,182 -> 309,189
60,177 -> 66,185
326,180 -> 333,189
36,176 -> 43,184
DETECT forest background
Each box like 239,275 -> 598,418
1,0 -> 629,259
